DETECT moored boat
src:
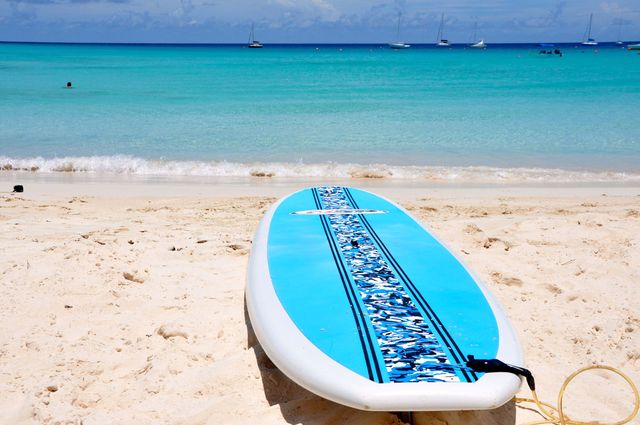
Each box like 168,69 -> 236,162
389,12 -> 411,49
581,13 -> 598,46
248,24 -> 263,48
435,13 -> 450,47
469,22 -> 486,49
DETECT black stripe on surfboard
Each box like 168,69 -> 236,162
311,188 -> 384,383
312,188 -> 383,383
344,188 -> 477,382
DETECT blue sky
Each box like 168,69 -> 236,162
0,0 -> 638,43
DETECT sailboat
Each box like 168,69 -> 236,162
615,20 -> 624,45
389,12 -> 411,49
435,13 -> 450,47
581,13 -> 598,46
248,24 -> 263,48
469,21 -> 486,48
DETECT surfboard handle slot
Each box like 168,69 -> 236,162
466,355 -> 535,390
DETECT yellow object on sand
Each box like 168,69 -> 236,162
515,365 -> 639,425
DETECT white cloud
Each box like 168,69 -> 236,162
1,0 -> 639,42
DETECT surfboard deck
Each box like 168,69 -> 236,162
246,186 -> 522,411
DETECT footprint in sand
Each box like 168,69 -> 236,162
226,243 -> 249,256
464,223 -> 483,234
483,237 -> 513,251
123,272 -> 144,284
626,209 -> 640,218
419,206 -> 438,213
157,325 -> 188,340
68,197 -> 88,204
490,272 -> 523,287
545,283 -> 563,295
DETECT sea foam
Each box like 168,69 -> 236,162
1,155 -> 639,184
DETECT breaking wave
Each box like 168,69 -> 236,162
1,155 -> 639,184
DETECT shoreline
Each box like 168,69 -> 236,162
2,156 -> 640,186
11,176 -> 638,199
2,171 -> 640,200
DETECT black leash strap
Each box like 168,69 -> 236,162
466,355 -> 536,391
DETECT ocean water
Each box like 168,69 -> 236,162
1,42 -> 639,183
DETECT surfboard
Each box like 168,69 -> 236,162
246,186 -> 523,411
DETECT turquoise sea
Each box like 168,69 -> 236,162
1,42 -> 639,182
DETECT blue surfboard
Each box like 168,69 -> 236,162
246,186 -> 522,411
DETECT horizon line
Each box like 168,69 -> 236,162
2,40 -> 638,46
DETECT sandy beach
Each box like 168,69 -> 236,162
0,177 -> 638,425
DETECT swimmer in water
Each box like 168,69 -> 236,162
66,82 -> 72,89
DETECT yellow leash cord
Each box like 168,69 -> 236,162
514,365 -> 640,425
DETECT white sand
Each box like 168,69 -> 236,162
0,177 -> 638,425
